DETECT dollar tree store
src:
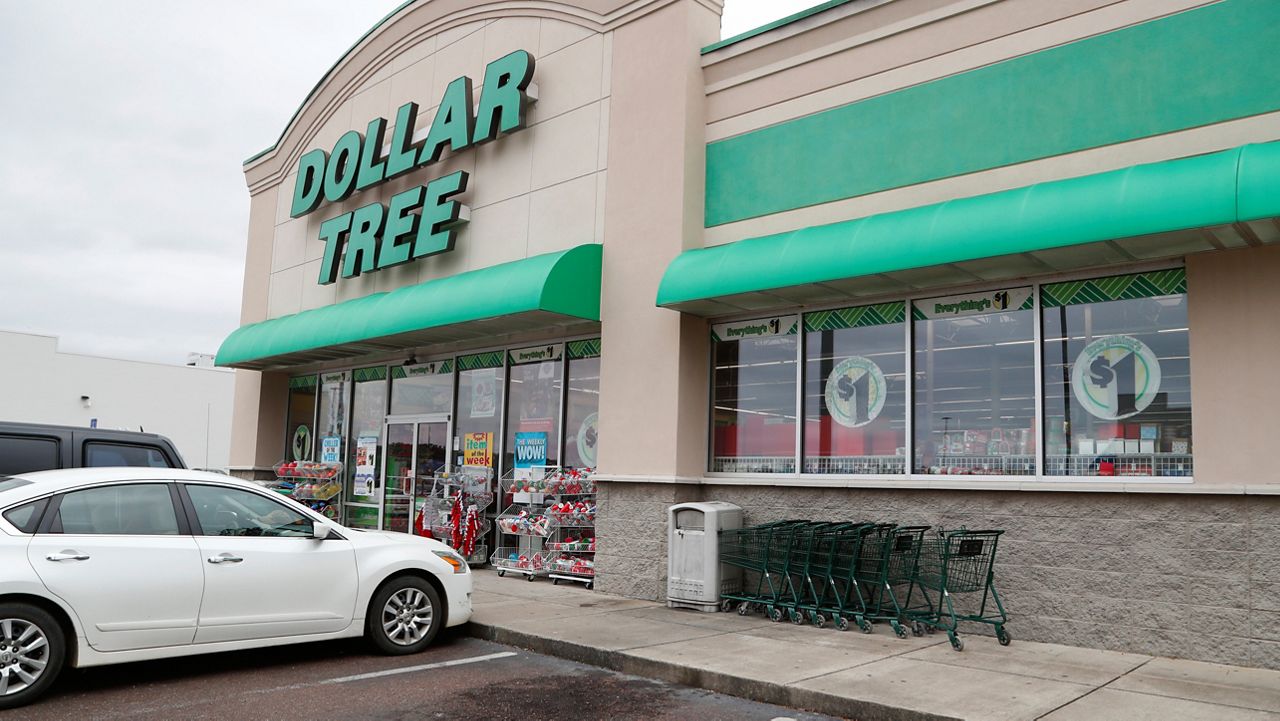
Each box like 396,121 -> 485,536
219,0 -> 1280,667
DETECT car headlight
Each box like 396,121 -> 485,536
433,549 -> 469,574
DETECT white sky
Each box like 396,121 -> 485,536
0,0 -> 826,365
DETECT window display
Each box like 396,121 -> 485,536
1041,269 -> 1191,476
286,375 -> 317,462
346,368 -> 386,529
711,316 -> 799,473
913,289 -> 1036,475
504,344 -> 563,473
456,352 -> 505,473
564,339 -> 601,469
803,303 -> 906,474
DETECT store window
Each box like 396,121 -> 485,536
455,351 -> 505,475
504,344 -> 563,474
564,339 -> 601,469
711,316 -> 799,473
286,375 -> 317,462
913,289 -> 1036,475
345,367 -> 386,528
390,360 -> 454,415
1042,270 -> 1191,477
803,303 -> 906,474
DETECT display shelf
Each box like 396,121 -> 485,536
416,466 -> 494,565
270,460 -> 344,520
492,467 -> 596,587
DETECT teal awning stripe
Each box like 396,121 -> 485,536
217,244 -> 602,368
658,142 -> 1280,311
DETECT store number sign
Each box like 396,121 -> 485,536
289,50 -> 537,285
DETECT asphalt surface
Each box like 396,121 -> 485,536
2,630 -> 846,721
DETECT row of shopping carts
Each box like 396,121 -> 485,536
718,520 -> 1009,651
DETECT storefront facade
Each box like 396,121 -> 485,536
221,0 -> 1280,668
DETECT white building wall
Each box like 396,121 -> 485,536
0,330 -> 235,470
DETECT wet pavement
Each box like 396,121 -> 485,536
1,630 -> 844,721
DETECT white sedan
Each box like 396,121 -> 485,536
0,468 -> 473,709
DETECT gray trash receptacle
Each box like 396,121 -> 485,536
667,501 -> 743,612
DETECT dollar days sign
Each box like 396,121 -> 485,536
1088,350 -> 1137,417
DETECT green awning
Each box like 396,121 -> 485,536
217,244 -> 602,370
658,142 -> 1280,315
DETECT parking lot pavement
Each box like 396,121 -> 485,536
1,631 -> 843,721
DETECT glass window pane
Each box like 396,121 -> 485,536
803,304 -> 906,474
390,361 -> 454,415
1042,272 -> 1191,477
711,316 -> 798,473
55,484 -> 179,535
564,354 -> 600,469
186,485 -> 313,537
0,436 -> 59,475
456,356 -> 504,475
286,377 -> 317,462
3,498 -> 47,534
504,348 -> 562,472
347,368 -> 386,507
913,289 -> 1036,475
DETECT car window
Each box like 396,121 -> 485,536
84,442 -> 171,468
0,435 -> 60,475
3,498 -> 48,534
51,484 -> 180,535
185,485 -> 313,538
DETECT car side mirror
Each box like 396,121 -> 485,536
312,523 -> 334,541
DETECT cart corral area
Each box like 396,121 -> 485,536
467,570 -> 1280,721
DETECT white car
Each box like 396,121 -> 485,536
0,468 -> 473,709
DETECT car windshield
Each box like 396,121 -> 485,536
0,477 -> 32,494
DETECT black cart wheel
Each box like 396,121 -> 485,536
497,569 -> 505,577
367,577 -> 442,655
948,631 -> 964,652
997,626 -> 1011,646
0,602 -> 65,711
893,622 -> 909,639
737,602 -> 751,616
525,573 -> 535,582
552,578 -> 560,586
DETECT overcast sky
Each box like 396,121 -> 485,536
0,0 -> 825,365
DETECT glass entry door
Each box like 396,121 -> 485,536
382,415 -> 451,534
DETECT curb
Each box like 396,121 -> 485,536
466,620 -> 962,721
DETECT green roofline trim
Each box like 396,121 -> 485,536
657,141 -> 1280,311
243,0 -> 417,166
217,244 -> 602,369
702,0 -> 856,54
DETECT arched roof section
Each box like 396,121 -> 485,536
242,0 -> 721,193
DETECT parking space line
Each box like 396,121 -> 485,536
311,651 -> 518,686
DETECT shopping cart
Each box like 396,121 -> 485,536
718,520 -> 809,615
905,528 -> 1010,651
801,522 -> 869,630
861,525 -> 930,638
776,521 -> 848,625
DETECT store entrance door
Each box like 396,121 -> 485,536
381,414 -> 452,534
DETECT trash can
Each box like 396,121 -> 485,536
667,501 -> 743,612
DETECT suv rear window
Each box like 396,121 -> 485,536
0,436 -> 60,475
84,442 -> 172,468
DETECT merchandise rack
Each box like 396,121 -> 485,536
267,461 -> 344,520
490,466 -> 596,587
418,466 -> 493,565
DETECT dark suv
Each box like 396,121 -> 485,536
0,422 -> 186,475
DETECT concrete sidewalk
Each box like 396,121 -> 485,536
466,572 -> 1280,721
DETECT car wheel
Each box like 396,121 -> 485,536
367,576 -> 442,655
0,603 -> 65,710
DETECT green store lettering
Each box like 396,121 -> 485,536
289,50 -> 537,285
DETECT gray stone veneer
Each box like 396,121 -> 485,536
595,481 -> 1280,670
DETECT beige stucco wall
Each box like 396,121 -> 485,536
264,16 -> 612,318
1186,244 -> 1280,485
595,0 -> 719,479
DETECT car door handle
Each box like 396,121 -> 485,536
207,554 -> 244,564
46,552 -> 90,562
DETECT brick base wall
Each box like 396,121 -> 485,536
595,480 -> 1280,669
